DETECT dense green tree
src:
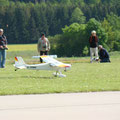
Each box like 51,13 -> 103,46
15,6 -> 29,43
84,0 -> 101,4
2,4 -> 18,43
27,16 -> 39,43
106,13 -> 120,31
0,0 -> 120,55
57,23 -> 87,56
70,7 -> 86,24
0,0 -> 9,6
102,18 -> 114,51
83,46 -> 89,56
86,18 -> 108,48
55,18 -> 108,56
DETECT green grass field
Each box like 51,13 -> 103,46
0,44 -> 120,95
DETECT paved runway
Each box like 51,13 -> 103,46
0,92 -> 120,120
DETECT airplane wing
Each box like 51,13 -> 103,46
32,55 -> 57,59
40,56 -> 71,68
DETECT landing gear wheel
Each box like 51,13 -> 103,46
53,72 -> 66,78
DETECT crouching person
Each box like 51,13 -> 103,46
98,45 -> 110,63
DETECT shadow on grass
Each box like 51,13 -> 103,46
0,76 -> 55,80
21,76 -> 55,79
0,77 -> 17,79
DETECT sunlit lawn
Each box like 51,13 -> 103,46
0,44 -> 120,95
8,44 -> 37,51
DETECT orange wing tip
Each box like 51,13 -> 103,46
15,57 -> 18,61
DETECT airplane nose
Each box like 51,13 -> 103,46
68,64 -> 71,68
65,64 -> 71,71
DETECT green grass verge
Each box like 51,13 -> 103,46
0,51 -> 120,95
8,44 -> 37,51
0,44 -> 120,95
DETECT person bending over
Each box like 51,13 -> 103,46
98,45 -> 110,63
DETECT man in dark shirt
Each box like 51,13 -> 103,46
98,45 -> 110,63
89,30 -> 99,63
0,29 -> 8,68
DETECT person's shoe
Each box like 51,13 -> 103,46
96,59 -> 99,61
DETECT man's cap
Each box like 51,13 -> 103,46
0,29 -> 3,32
91,30 -> 96,34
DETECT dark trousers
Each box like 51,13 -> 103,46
40,51 -> 48,63
100,58 -> 110,63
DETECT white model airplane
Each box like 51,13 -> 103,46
32,55 -> 57,59
14,56 -> 71,77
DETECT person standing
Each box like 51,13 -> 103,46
0,29 -> 8,68
98,45 -> 110,63
37,33 -> 50,62
89,30 -> 99,63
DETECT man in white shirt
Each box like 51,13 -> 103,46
37,33 -> 50,62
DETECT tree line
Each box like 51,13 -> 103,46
50,14 -> 120,57
0,0 -> 120,56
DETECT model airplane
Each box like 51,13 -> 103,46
32,55 -> 57,59
14,56 -> 71,77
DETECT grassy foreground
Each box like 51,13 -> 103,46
0,44 -> 120,95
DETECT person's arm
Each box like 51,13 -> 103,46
3,35 -> 8,49
37,39 -> 41,53
0,41 -> 3,48
95,36 -> 99,43
47,38 -> 50,51
89,36 -> 92,43
0,36 -> 4,49
4,36 -> 7,44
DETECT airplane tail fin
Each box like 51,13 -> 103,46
14,57 -> 26,69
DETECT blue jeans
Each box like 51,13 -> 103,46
0,50 -> 6,68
